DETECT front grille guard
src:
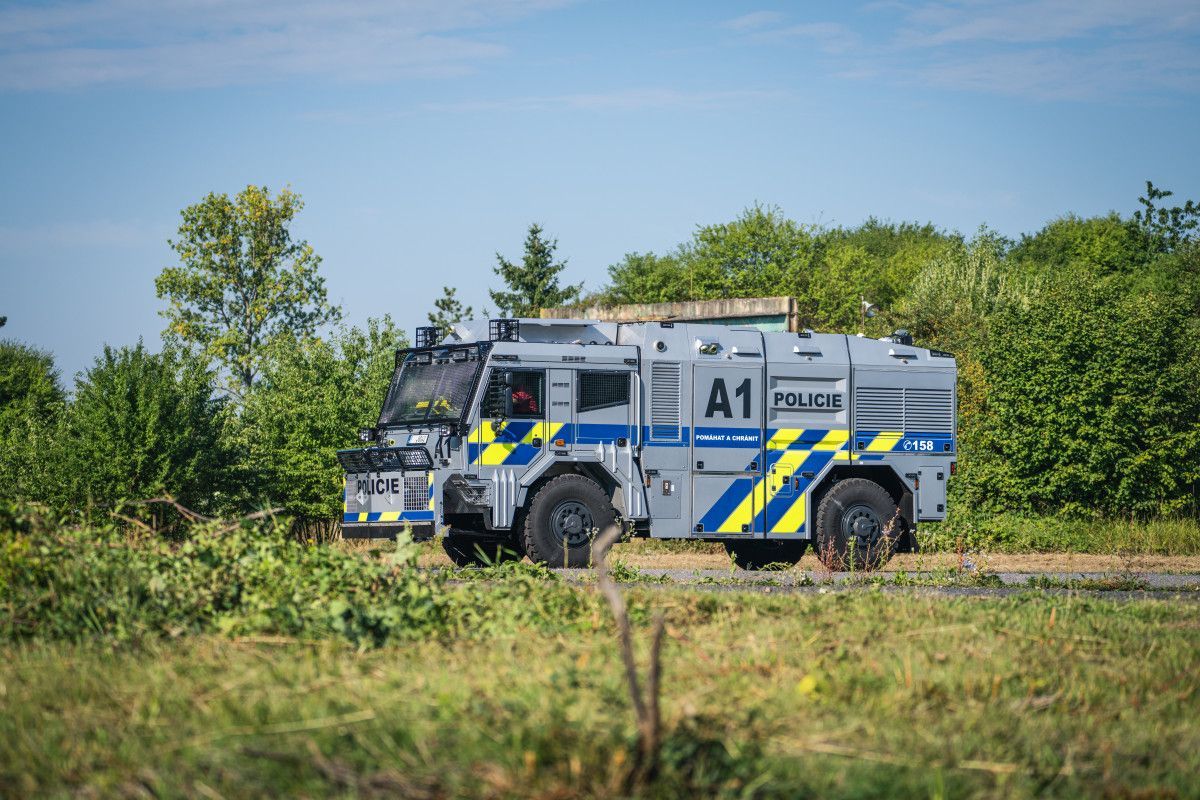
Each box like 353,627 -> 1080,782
337,446 -> 433,473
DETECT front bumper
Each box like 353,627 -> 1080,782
342,521 -> 436,541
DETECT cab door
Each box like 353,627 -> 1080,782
469,368 -> 548,526
470,368 -> 549,470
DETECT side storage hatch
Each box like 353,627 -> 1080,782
917,464 -> 947,521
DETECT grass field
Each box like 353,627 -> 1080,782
3,585 -> 1198,799
4,514 -> 1199,798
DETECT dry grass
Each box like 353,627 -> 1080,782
393,538 -> 1200,574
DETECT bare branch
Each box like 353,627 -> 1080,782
130,496 -> 214,523
593,523 -> 647,724
592,522 -> 664,785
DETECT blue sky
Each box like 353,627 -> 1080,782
1,0 -> 1198,381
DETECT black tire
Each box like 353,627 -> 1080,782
814,478 -> 901,571
441,531 -> 523,568
523,475 -> 617,568
723,539 -> 808,571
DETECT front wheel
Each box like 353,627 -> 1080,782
522,475 -> 617,568
814,478 -> 902,571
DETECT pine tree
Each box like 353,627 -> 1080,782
489,224 -> 582,317
427,286 -> 474,336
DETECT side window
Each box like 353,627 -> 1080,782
482,370 -> 545,418
578,371 -> 630,412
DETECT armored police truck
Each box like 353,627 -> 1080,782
338,318 -> 956,570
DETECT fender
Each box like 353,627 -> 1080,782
516,448 -> 650,522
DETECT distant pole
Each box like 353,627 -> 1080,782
859,297 -> 878,336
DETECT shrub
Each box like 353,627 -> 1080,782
236,318 -> 405,530
0,341 -> 65,505
56,342 -> 229,524
965,275 -> 1200,516
0,515 -> 450,647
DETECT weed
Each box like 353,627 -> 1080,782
607,558 -> 669,585
1025,575 -> 1152,592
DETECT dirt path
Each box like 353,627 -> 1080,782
412,542 -> 1200,574
611,549 -> 1200,574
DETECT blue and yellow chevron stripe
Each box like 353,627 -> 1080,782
694,426 -> 953,534
468,420 -> 565,466
696,427 -> 855,535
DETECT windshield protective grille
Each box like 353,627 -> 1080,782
379,356 -> 480,426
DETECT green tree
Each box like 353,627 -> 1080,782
1009,213 -> 1150,283
156,185 -> 341,394
238,319 -> 406,531
0,341 -> 65,505
58,343 -> 228,526
428,286 -> 474,337
678,204 -> 817,301
490,224 -> 582,317
1133,180 -> 1199,253
598,252 -> 689,306
816,218 -> 959,330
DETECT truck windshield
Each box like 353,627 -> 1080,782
378,353 -> 481,426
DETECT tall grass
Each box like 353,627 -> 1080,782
3,591 -> 1198,798
921,513 -> 1200,555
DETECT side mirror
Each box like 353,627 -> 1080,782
358,427 -> 377,443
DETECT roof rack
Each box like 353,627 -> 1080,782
414,326 -> 439,349
489,318 -> 520,342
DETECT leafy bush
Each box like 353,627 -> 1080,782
0,515 -> 450,647
236,319 -> 405,527
0,341 -> 65,505
55,342 -> 229,524
964,275 -> 1200,517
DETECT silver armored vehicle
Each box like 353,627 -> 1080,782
338,318 -> 956,569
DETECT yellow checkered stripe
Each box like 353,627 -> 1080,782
470,421 -> 564,466
859,430 -> 904,452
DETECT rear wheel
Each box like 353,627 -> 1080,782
814,478 -> 901,571
441,531 -> 523,567
723,539 -> 808,570
523,475 -> 617,568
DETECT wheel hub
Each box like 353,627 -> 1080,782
841,504 -> 882,549
551,500 -> 594,546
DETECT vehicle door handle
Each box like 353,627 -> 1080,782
532,438 -> 543,447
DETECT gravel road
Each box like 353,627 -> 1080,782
547,567 -> 1200,600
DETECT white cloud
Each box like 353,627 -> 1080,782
898,0 -> 1200,46
0,219 -> 162,250
0,0 -> 570,90
721,11 -> 786,32
723,0 -> 1200,101
760,22 -> 861,54
913,41 -> 1200,101
425,87 -> 787,113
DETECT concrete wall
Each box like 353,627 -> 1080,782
540,296 -> 800,332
